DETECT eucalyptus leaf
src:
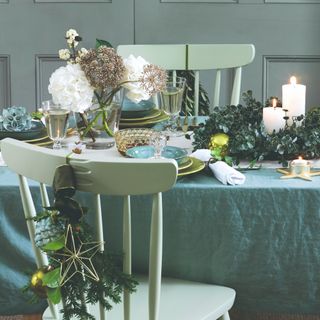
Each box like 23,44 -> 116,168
46,287 -> 61,304
95,39 -> 113,49
42,268 -> 61,288
42,235 -> 65,251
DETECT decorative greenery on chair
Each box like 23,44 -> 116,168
23,164 -> 137,320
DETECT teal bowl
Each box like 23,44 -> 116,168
126,145 -> 188,165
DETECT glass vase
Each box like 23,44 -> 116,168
77,89 -> 124,149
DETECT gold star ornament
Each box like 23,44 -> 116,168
52,224 -> 102,286
277,157 -> 320,181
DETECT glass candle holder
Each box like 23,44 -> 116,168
290,158 -> 311,176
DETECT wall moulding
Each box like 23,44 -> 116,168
263,55 -> 320,105
34,0 -> 111,3
35,54 -> 62,107
160,0 -> 238,3
265,0 -> 320,3
0,55 -> 11,107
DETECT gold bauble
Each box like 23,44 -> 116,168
30,266 -> 51,298
31,269 -> 45,287
209,133 -> 229,149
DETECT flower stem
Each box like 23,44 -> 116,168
102,109 -> 114,137
79,113 -> 96,143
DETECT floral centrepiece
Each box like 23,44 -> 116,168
48,29 -> 166,145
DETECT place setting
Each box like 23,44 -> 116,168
0,106 -> 52,147
114,128 -> 205,177
119,99 -> 169,128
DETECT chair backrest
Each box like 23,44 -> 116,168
1,138 -> 177,196
1,138 -> 178,320
117,43 -> 255,115
117,44 -> 187,70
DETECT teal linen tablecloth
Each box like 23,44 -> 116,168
1,167 -> 320,315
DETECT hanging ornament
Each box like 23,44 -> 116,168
51,224 -> 102,286
34,216 -> 65,248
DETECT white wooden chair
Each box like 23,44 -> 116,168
1,137 -> 235,320
117,44 -> 255,115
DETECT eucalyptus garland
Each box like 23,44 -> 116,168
192,91 -> 320,166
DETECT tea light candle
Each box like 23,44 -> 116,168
263,104 -> 285,134
291,156 -> 308,166
290,156 -> 310,175
282,76 -> 306,126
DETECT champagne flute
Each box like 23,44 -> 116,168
41,100 -> 70,149
159,76 -> 186,137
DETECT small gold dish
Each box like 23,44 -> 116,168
114,128 -> 155,156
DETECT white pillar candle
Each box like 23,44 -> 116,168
282,76 -> 306,126
263,107 -> 286,134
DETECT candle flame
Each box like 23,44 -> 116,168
298,156 -> 303,160
272,98 -> 277,108
290,76 -> 297,85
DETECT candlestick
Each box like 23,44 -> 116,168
282,76 -> 306,126
263,106 -> 285,134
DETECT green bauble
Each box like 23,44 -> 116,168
34,216 -> 65,248
209,133 -> 229,149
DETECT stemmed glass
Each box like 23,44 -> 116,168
158,76 -> 186,137
150,132 -> 167,159
41,100 -> 70,149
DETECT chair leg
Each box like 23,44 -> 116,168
148,192 -> 163,320
123,195 -> 132,320
220,311 -> 231,320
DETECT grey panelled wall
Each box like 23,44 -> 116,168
134,0 -> 320,109
0,0 -> 319,111
0,0 -> 134,112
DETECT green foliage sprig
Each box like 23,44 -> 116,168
192,91 -> 320,166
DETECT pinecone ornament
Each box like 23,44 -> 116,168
34,217 -> 65,248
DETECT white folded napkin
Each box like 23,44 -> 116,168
0,152 -> 6,166
191,149 -> 245,185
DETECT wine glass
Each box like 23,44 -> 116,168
41,100 -> 70,149
158,76 -> 186,137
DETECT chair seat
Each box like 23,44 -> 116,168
43,275 -> 235,320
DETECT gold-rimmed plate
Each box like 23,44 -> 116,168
0,121 -> 47,141
24,133 -> 49,143
178,157 -> 193,171
178,157 -> 205,177
119,111 -> 170,128
120,109 -> 162,122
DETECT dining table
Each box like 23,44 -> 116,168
0,134 -> 320,317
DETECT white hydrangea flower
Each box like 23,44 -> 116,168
121,55 -> 151,103
66,28 -> 79,47
59,49 -> 71,60
48,63 -> 94,113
